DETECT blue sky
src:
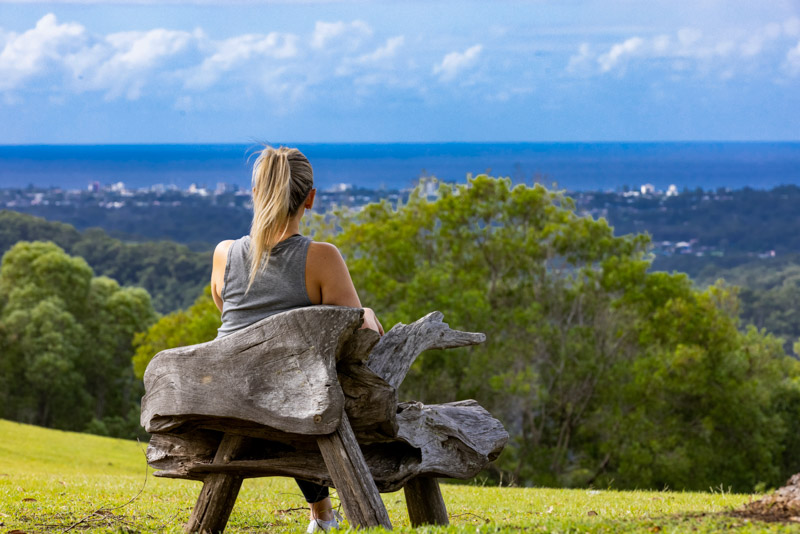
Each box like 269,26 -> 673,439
0,0 -> 799,143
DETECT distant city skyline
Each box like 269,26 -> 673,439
1,0 -> 799,143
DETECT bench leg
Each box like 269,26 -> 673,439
185,434 -> 245,534
317,413 -> 393,530
404,477 -> 449,526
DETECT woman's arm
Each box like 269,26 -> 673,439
306,241 -> 383,335
210,240 -> 234,312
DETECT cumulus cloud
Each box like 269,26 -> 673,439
569,19 -> 800,78
310,20 -> 372,51
185,32 -> 298,89
0,14 -> 412,103
433,44 -> 482,81
356,35 -> 404,64
597,37 -> 643,72
76,28 -> 202,99
0,13 -> 87,90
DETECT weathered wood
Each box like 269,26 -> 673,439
317,413 -> 393,530
141,306 -> 363,436
185,434 -> 246,533
394,400 -> 508,477
404,477 -> 449,526
338,361 -> 398,438
141,308 -> 508,532
367,311 -> 485,389
147,400 -> 508,493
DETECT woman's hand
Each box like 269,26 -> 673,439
362,307 -> 384,336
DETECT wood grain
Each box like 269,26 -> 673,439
141,306 -> 363,436
404,477 -> 449,526
185,433 -> 246,533
317,413 -> 393,529
367,311 -> 485,389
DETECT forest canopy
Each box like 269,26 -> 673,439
0,241 -> 157,437
133,176 -> 800,492
0,210 -> 209,313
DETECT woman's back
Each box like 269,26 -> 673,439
208,145 -> 381,530
217,234 -> 312,338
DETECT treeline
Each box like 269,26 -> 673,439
0,241 -> 157,437
0,210 -> 210,312
13,201 -> 251,251
4,180 -> 800,491
133,177 -> 800,493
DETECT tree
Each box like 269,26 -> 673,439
131,176 -> 800,490
132,285 -> 221,379
307,175 -> 800,490
0,241 -> 157,436
0,211 -> 210,313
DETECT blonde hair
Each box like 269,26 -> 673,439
248,146 -> 314,291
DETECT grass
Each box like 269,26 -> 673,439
0,419 -> 796,533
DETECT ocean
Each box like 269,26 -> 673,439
0,142 -> 798,192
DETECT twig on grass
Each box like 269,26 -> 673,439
61,438 -> 150,533
451,511 -> 490,523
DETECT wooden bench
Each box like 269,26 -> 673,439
141,306 -> 508,532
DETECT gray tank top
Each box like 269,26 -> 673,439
217,234 -> 313,338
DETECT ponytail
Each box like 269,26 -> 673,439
247,146 -> 313,292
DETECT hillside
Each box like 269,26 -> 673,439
0,419 -> 792,532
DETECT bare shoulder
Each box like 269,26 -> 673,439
212,240 -> 235,278
308,240 -> 342,260
214,239 -> 235,259
307,241 -> 349,279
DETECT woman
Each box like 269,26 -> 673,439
210,146 -> 383,533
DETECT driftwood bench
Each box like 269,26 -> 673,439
141,306 -> 508,532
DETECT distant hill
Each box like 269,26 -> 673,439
0,210 -> 209,313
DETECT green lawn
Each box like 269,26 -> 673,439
0,419 -> 795,533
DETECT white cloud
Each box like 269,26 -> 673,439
570,19 -> 800,78
0,13 -> 87,90
81,28 -> 200,99
0,14 -> 401,102
310,20 -> 372,51
186,32 -> 298,89
597,37 -> 643,72
356,35 -> 404,64
334,35 -> 405,78
433,44 -> 482,81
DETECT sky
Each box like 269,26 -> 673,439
0,0 -> 799,143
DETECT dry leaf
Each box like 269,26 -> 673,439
22,498 -> 37,502
8,530 -> 27,534
546,506 -> 554,514
649,526 -> 662,532
587,510 -> 598,516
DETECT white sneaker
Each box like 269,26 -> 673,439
306,510 -> 343,533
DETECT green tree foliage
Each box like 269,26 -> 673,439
0,241 -> 157,437
0,210 -> 210,312
129,176 -> 800,491
696,257 -> 800,356
306,176 -> 800,491
132,286 -> 221,379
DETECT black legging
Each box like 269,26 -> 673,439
296,478 -> 329,503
